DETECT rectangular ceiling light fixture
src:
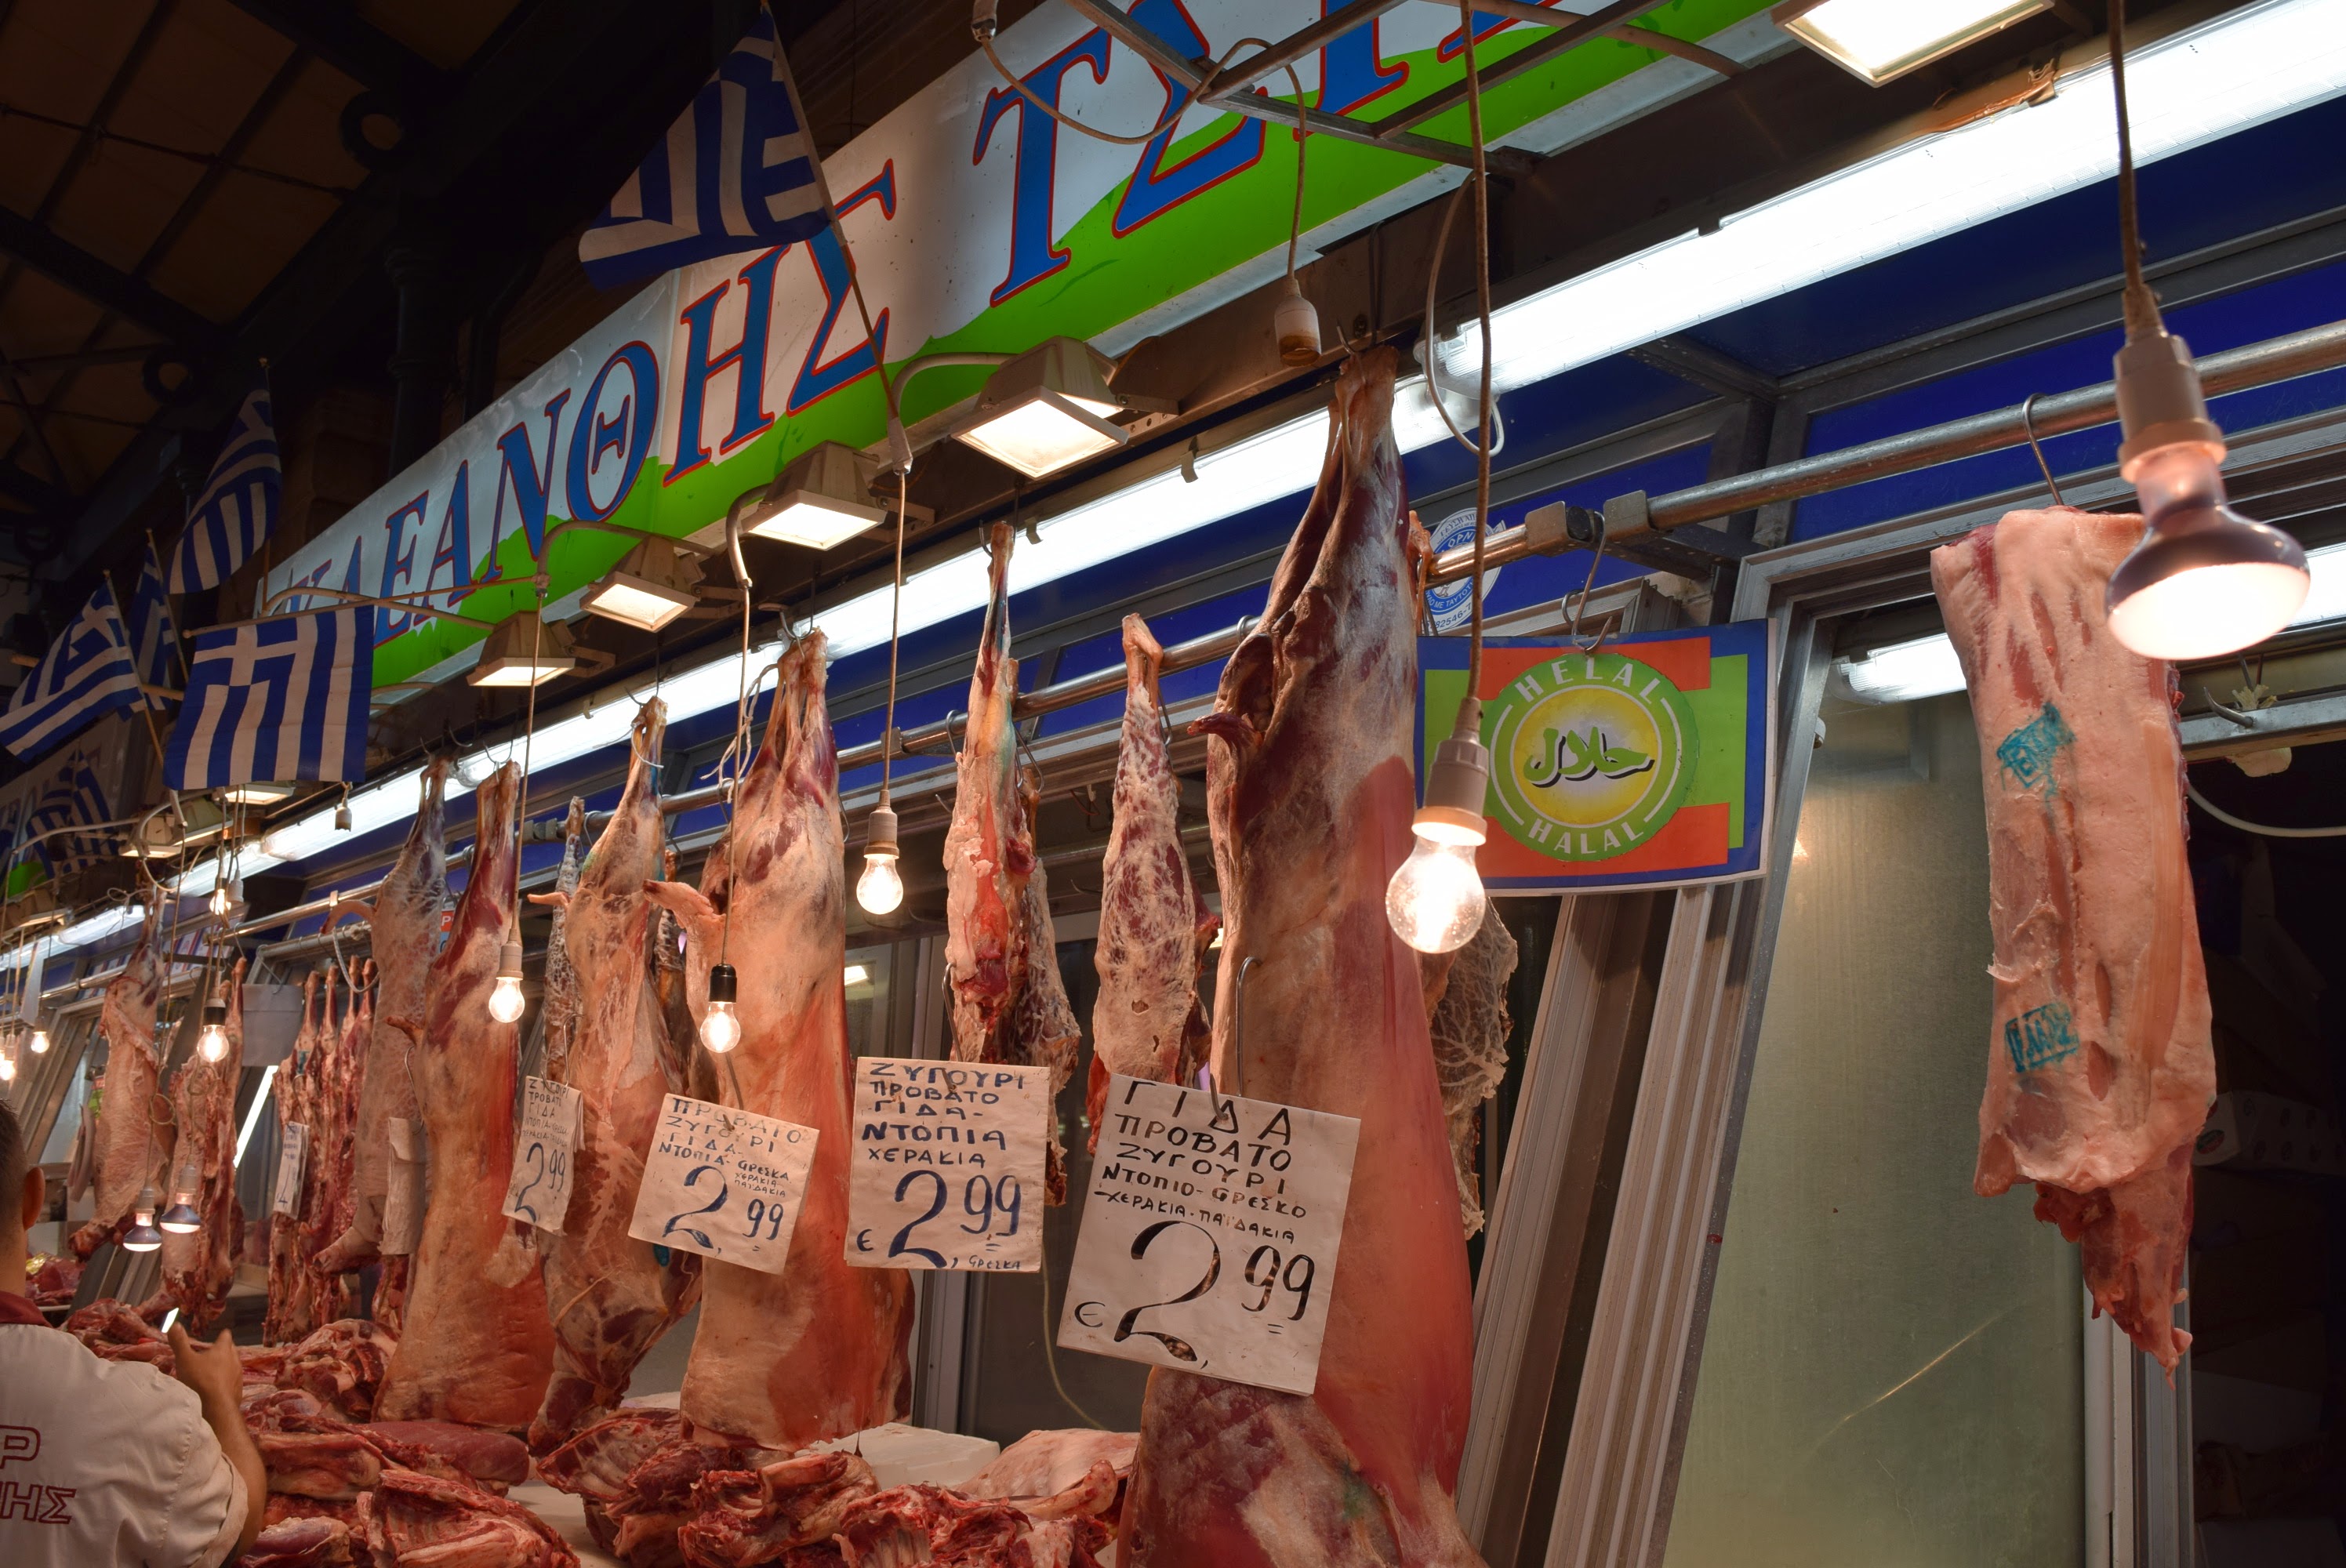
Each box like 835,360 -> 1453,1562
748,441 -> 891,550
953,337 -> 1130,479
1773,0 -> 2052,86
467,611 -> 578,687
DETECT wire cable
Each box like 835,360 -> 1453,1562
2186,779 -> 2346,838
881,472 -> 909,811
2108,2 -> 2160,339
1460,0 -> 1494,694
973,27 -> 1269,150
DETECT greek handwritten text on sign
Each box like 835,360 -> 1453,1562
847,1058 -> 1048,1273
271,1123 -> 308,1218
501,1076 -> 583,1232
626,1094 -> 819,1274
1058,1074 -> 1360,1396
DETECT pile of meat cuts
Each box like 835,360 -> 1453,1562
1934,508 -> 2216,1371
541,1410 -> 1134,1567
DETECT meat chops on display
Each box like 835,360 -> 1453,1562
1931,507 -> 2215,1370
373,760 -> 557,1430
646,632 -> 915,1450
527,700 -> 702,1454
1122,348 -> 1485,1566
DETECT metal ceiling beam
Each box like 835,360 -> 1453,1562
1374,0 -> 1664,139
0,206 -> 224,352
225,0 -> 449,103
1473,0 -> 1744,76
1205,0 -> 1414,93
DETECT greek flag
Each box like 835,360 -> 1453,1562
578,3 -> 829,288
126,543 -> 180,706
0,584 -> 144,760
26,759 -> 111,876
169,383 -> 280,593
165,608 -> 372,790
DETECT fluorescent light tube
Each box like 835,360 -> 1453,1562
1837,633 -> 1968,703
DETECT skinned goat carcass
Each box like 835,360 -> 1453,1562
267,974 -> 325,1345
526,701 -> 702,1454
1121,348 -> 1484,1567
646,633 -> 914,1452
71,904 -> 168,1256
1088,614 -> 1215,1149
1930,508 -> 2215,1372
374,761 -> 556,1431
143,960 -> 246,1331
304,962 -> 370,1324
1422,908 -> 1517,1239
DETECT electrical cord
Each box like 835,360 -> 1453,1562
2108,2 -> 2160,339
2186,779 -> 2346,838
1422,177 -> 1504,463
971,12 -> 1268,151
1460,0 -> 1494,694
880,471 -> 908,814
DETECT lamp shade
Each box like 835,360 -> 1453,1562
583,537 -> 703,631
467,611 -> 577,687
952,337 -> 1128,478
747,442 -> 889,549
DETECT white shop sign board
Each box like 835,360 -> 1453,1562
502,1076 -> 584,1232
845,1058 -> 1048,1273
271,1122 -> 308,1218
1058,1074 -> 1360,1396
628,1094 -> 819,1273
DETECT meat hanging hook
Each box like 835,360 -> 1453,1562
1227,954 -> 1266,1102
1565,526 -> 1614,654
2020,392 -> 2068,508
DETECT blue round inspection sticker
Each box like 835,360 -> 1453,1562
1424,506 -> 1505,633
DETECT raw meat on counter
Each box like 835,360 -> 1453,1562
1422,907 -> 1517,1239
648,633 -> 914,1451
1125,347 -> 1484,1566
942,524 -> 1083,1200
316,756 -> 450,1332
1088,614 -> 1216,1148
64,1296 -> 175,1366
267,974 -> 326,1344
527,700 -> 701,1454
539,1410 -> 1134,1567
374,760 -> 557,1430
143,960 -> 247,1330
1931,507 -> 2216,1371
280,1318 -> 400,1420
70,904 -> 167,1255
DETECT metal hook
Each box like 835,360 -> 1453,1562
1228,954 -> 1264,1101
2020,393 -> 2067,508
1565,528 -> 1612,654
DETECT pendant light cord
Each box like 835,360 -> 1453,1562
1460,0 -> 1494,695
510,583 -> 543,938
2108,2 -> 2159,338
881,472 -> 908,811
721,514 -> 754,971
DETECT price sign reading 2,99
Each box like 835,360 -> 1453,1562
846,1058 -> 1048,1273
625,1094 -> 819,1274
1058,1074 -> 1361,1396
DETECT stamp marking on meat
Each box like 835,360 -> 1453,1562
1994,702 -> 2074,793
2003,999 -> 2079,1073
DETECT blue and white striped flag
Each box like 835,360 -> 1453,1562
26,759 -> 111,876
165,608 -> 372,790
126,543 -> 179,707
0,584 -> 144,760
578,3 -> 829,288
169,383 -> 280,593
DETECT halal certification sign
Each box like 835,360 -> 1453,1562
1484,652 -> 1696,862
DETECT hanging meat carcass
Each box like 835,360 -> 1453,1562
536,798 -> 589,1085
1422,908 -> 1517,1239
266,974 -> 325,1344
527,701 -> 702,1454
1088,613 -> 1216,1147
143,960 -> 248,1331
648,631 -> 914,1451
943,525 -> 1081,1200
70,903 -> 168,1255
1120,348 -> 1484,1566
374,761 -> 556,1430
302,964 -> 368,1325
315,759 -> 450,1334
1930,507 -> 2215,1371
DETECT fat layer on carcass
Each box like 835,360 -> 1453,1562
71,904 -> 167,1254
316,758 -> 448,1287
267,974 -> 326,1345
1931,507 -> 2215,1371
374,761 -> 556,1430
647,632 -> 914,1450
1122,348 -> 1484,1567
1422,907 -> 1517,1239
944,526 -> 1081,1200
1088,614 -> 1216,1149
527,701 -> 701,1454
144,960 -> 248,1330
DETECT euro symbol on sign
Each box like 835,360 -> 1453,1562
855,1229 -> 872,1252
1527,726 -> 1654,786
1073,1300 -> 1107,1328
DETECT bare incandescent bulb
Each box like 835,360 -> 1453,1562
856,805 -> 904,916
197,999 -> 231,1064
1387,699 -> 1491,955
701,963 -> 742,1053
209,877 -> 240,920
0,1051 -> 13,1083
27,1024 -> 48,1054
488,941 -> 527,1024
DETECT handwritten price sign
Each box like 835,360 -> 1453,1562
626,1094 -> 819,1273
846,1058 -> 1048,1273
271,1123 -> 309,1218
501,1076 -> 583,1232
1058,1074 -> 1360,1395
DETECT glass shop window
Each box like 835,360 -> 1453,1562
845,944 -> 895,1058
1663,691 -> 2086,1567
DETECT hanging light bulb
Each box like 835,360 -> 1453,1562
197,997 -> 231,1064
701,964 -> 742,1053
0,1049 -> 13,1083
123,1189 -> 164,1252
488,941 -> 527,1023
857,806 -> 904,916
28,1023 -> 48,1054
1387,699 -> 1491,954
159,1192 -> 202,1234
335,798 -> 353,831
1274,278 -> 1321,366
